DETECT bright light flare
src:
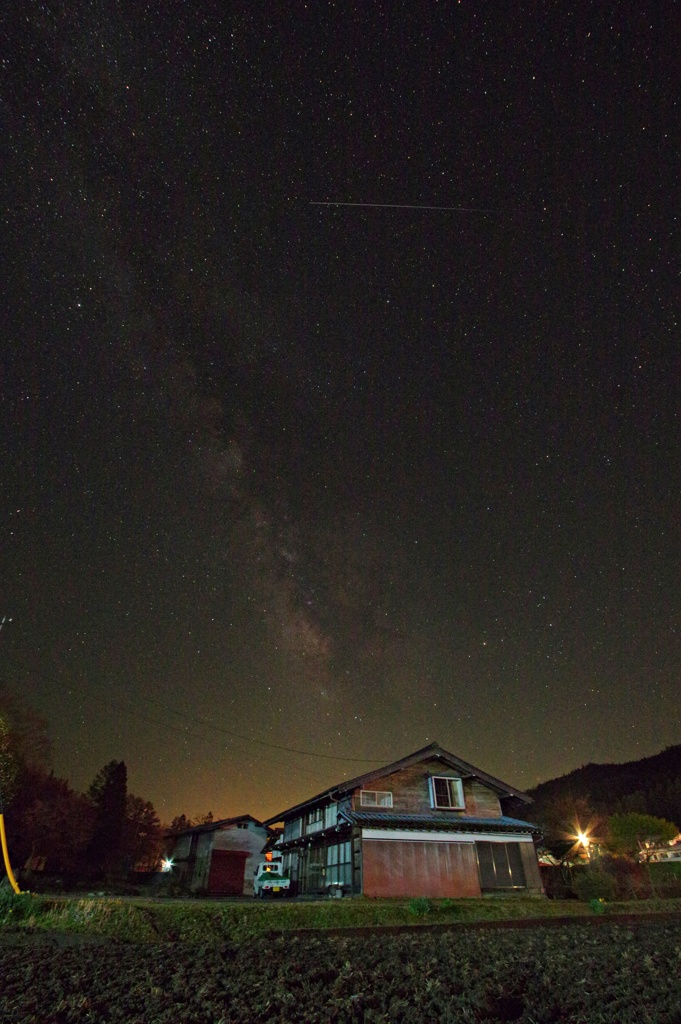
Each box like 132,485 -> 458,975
577,831 -> 590,848
161,858 -> 174,873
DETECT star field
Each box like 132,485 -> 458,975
1,2 -> 679,821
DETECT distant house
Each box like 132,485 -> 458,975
166,815 -> 272,895
645,837 -> 681,864
264,742 -> 543,898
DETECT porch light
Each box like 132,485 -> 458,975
161,858 -> 174,873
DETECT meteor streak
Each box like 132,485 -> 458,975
311,201 -> 492,213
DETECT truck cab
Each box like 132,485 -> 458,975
253,857 -> 291,898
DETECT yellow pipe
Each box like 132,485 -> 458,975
0,813 -> 21,894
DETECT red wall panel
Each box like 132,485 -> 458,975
362,840 -> 481,898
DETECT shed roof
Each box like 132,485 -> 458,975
170,814 -> 270,838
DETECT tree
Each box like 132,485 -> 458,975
168,813 -> 192,833
642,778 -> 681,826
5,766 -> 94,875
193,811 -> 214,825
123,794 -> 163,871
87,760 -> 128,878
0,713 -> 18,810
607,812 -> 679,861
0,689 -> 52,807
528,794 -> 603,864
167,811 -> 214,832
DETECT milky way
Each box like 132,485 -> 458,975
3,2 -> 679,820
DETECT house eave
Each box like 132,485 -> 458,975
275,812 -> 542,848
276,822 -> 352,850
340,810 -> 542,836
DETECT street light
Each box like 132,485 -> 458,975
576,829 -> 593,864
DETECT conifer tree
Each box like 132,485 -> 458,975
87,760 -> 128,878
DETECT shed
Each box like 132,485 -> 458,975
166,815 -> 272,895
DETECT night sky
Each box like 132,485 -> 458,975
2,3 -> 679,823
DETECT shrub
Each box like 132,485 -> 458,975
150,873 -> 191,899
0,884 -> 37,924
650,865 -> 681,900
408,896 -> 433,917
605,858 -> 652,900
540,865 -> 577,900
573,869 -> 616,903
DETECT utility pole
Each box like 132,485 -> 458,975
0,614 -> 21,893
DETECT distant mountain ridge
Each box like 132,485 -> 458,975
518,744 -> 681,826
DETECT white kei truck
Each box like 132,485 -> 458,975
253,857 -> 292,898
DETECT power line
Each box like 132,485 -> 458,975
53,666 -> 389,767
65,684 -> 336,783
136,690 -> 386,763
3,647 -> 390,765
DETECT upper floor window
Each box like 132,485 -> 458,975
283,817 -> 302,841
429,776 -> 465,810
360,790 -> 393,808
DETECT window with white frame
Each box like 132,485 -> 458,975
429,776 -> 465,810
360,790 -> 393,808
324,804 -> 338,829
306,807 -> 324,833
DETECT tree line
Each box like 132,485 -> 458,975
0,689 -> 209,883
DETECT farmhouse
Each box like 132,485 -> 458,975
265,743 -> 543,898
166,815 -> 273,895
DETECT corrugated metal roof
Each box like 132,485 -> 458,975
339,810 -> 542,834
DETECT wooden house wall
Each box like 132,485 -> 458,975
171,835 -> 192,859
350,758 -> 502,817
463,779 -> 502,817
190,833 -> 214,891
164,832 -> 195,885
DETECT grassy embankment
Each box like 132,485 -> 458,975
2,890 -> 680,943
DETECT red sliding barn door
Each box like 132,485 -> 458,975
207,850 -> 249,895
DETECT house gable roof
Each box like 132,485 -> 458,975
170,814 -> 270,838
263,742 -> 531,825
